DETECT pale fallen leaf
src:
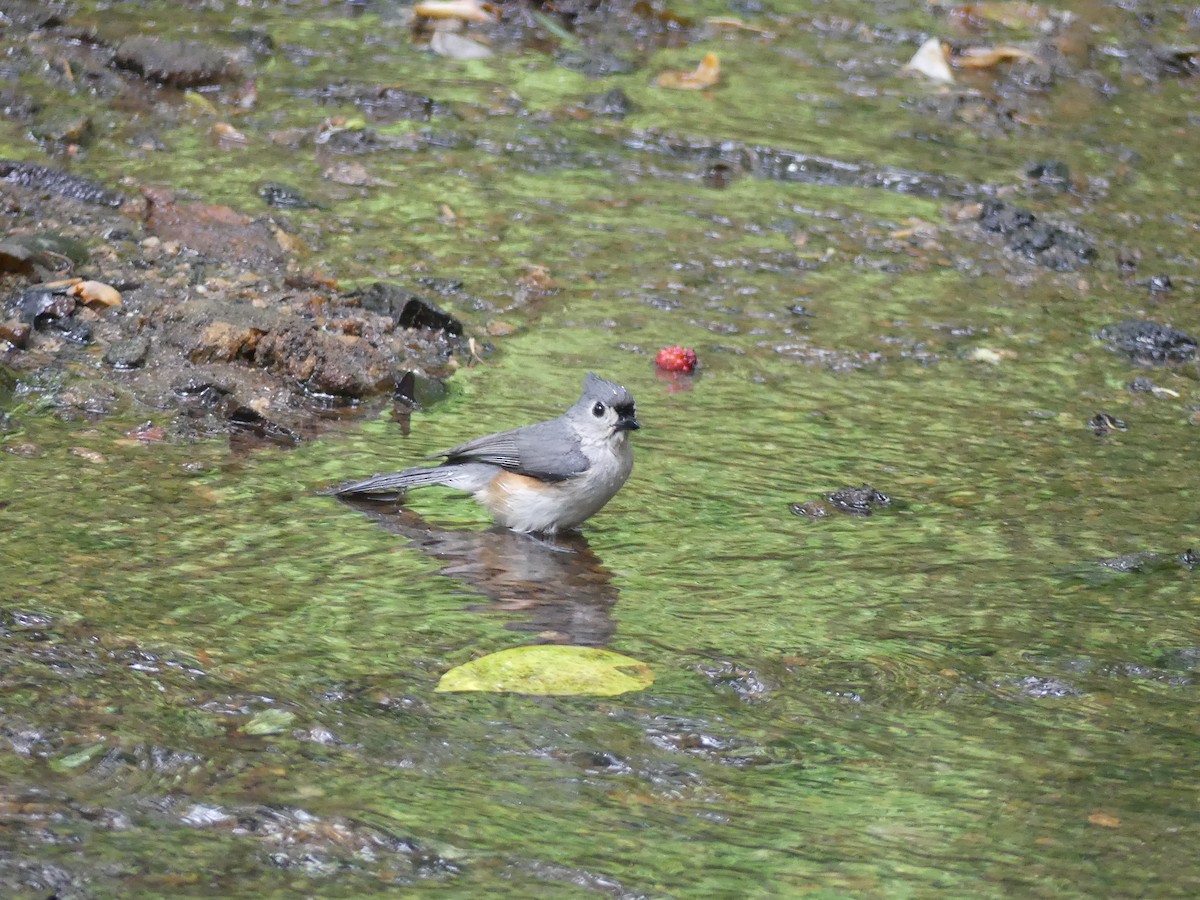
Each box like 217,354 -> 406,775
71,447 -> 107,464
1087,811 -> 1120,828
322,161 -> 394,187
967,347 -> 1016,364
704,16 -> 775,37
413,0 -> 497,23
655,52 -> 721,90
904,37 -> 955,84
955,45 -> 1041,68
437,645 -> 654,696
429,30 -> 493,59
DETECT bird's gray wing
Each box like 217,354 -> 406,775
433,418 -> 589,482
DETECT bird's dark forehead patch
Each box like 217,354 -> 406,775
584,373 -> 634,408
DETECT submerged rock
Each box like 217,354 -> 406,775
791,485 -> 893,519
0,161 -> 124,207
113,37 -> 241,88
977,199 -> 1096,270
104,335 -> 152,369
1097,320 -> 1197,364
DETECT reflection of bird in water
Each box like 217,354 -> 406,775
341,499 -> 618,647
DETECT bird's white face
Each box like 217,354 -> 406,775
574,395 -> 639,447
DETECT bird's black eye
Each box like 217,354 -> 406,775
592,402 -> 606,417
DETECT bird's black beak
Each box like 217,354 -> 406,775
616,414 -> 640,432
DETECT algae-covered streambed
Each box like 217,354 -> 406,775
3,1 -> 1200,896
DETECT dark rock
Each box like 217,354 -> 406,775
228,406 -> 300,447
557,50 -> 635,78
113,37 -> 241,88
1097,320 -> 1197,364
258,182 -> 318,209
702,162 -> 734,190
104,334 -> 152,369
789,500 -> 829,519
0,1 -> 66,29
393,371 -> 449,410
12,286 -> 76,325
583,87 -> 635,119
1157,646 -> 1200,671
826,485 -> 891,516
57,319 -> 93,345
362,87 -> 449,122
355,282 -> 463,335
977,199 -> 1095,269
396,297 -> 463,335
415,277 -> 464,295
0,160 -> 124,206
1088,412 -> 1126,435
172,375 -> 233,409
1025,160 -> 1071,191
306,84 -> 451,121
1147,274 -> 1173,293
1127,376 -> 1156,393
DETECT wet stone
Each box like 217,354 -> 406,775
0,160 -> 124,207
103,334 -> 152,370
355,282 -> 463,336
1088,412 -> 1127,436
172,375 -> 233,409
112,37 -> 241,88
827,485 -> 891,516
1146,274 -> 1173,293
228,406 -> 300,448
0,320 -> 31,349
258,182 -> 318,209
582,87 -> 635,119
977,199 -> 1096,270
1097,319 -> 1197,364
1025,160 -> 1071,191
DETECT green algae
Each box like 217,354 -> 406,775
3,0 -> 1200,895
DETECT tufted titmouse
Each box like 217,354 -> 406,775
327,373 -> 639,534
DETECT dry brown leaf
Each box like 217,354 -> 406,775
68,280 -> 121,308
1087,812 -> 1120,828
413,0 -> 497,23
655,52 -> 721,90
955,45 -> 1040,68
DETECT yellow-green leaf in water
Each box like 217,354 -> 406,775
50,743 -> 106,772
241,709 -> 296,735
436,645 -> 653,696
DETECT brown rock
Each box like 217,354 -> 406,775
143,187 -> 288,265
0,319 -> 31,348
190,321 -> 265,362
254,324 -> 394,397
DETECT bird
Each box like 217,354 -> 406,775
327,373 -> 639,534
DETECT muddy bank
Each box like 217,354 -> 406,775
1,163 -> 470,443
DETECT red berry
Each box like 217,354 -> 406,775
655,345 -> 698,373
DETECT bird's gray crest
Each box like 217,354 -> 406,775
581,372 -> 634,410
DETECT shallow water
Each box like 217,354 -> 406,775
4,0 -> 1200,896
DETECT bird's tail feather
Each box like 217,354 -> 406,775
324,466 -> 450,498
